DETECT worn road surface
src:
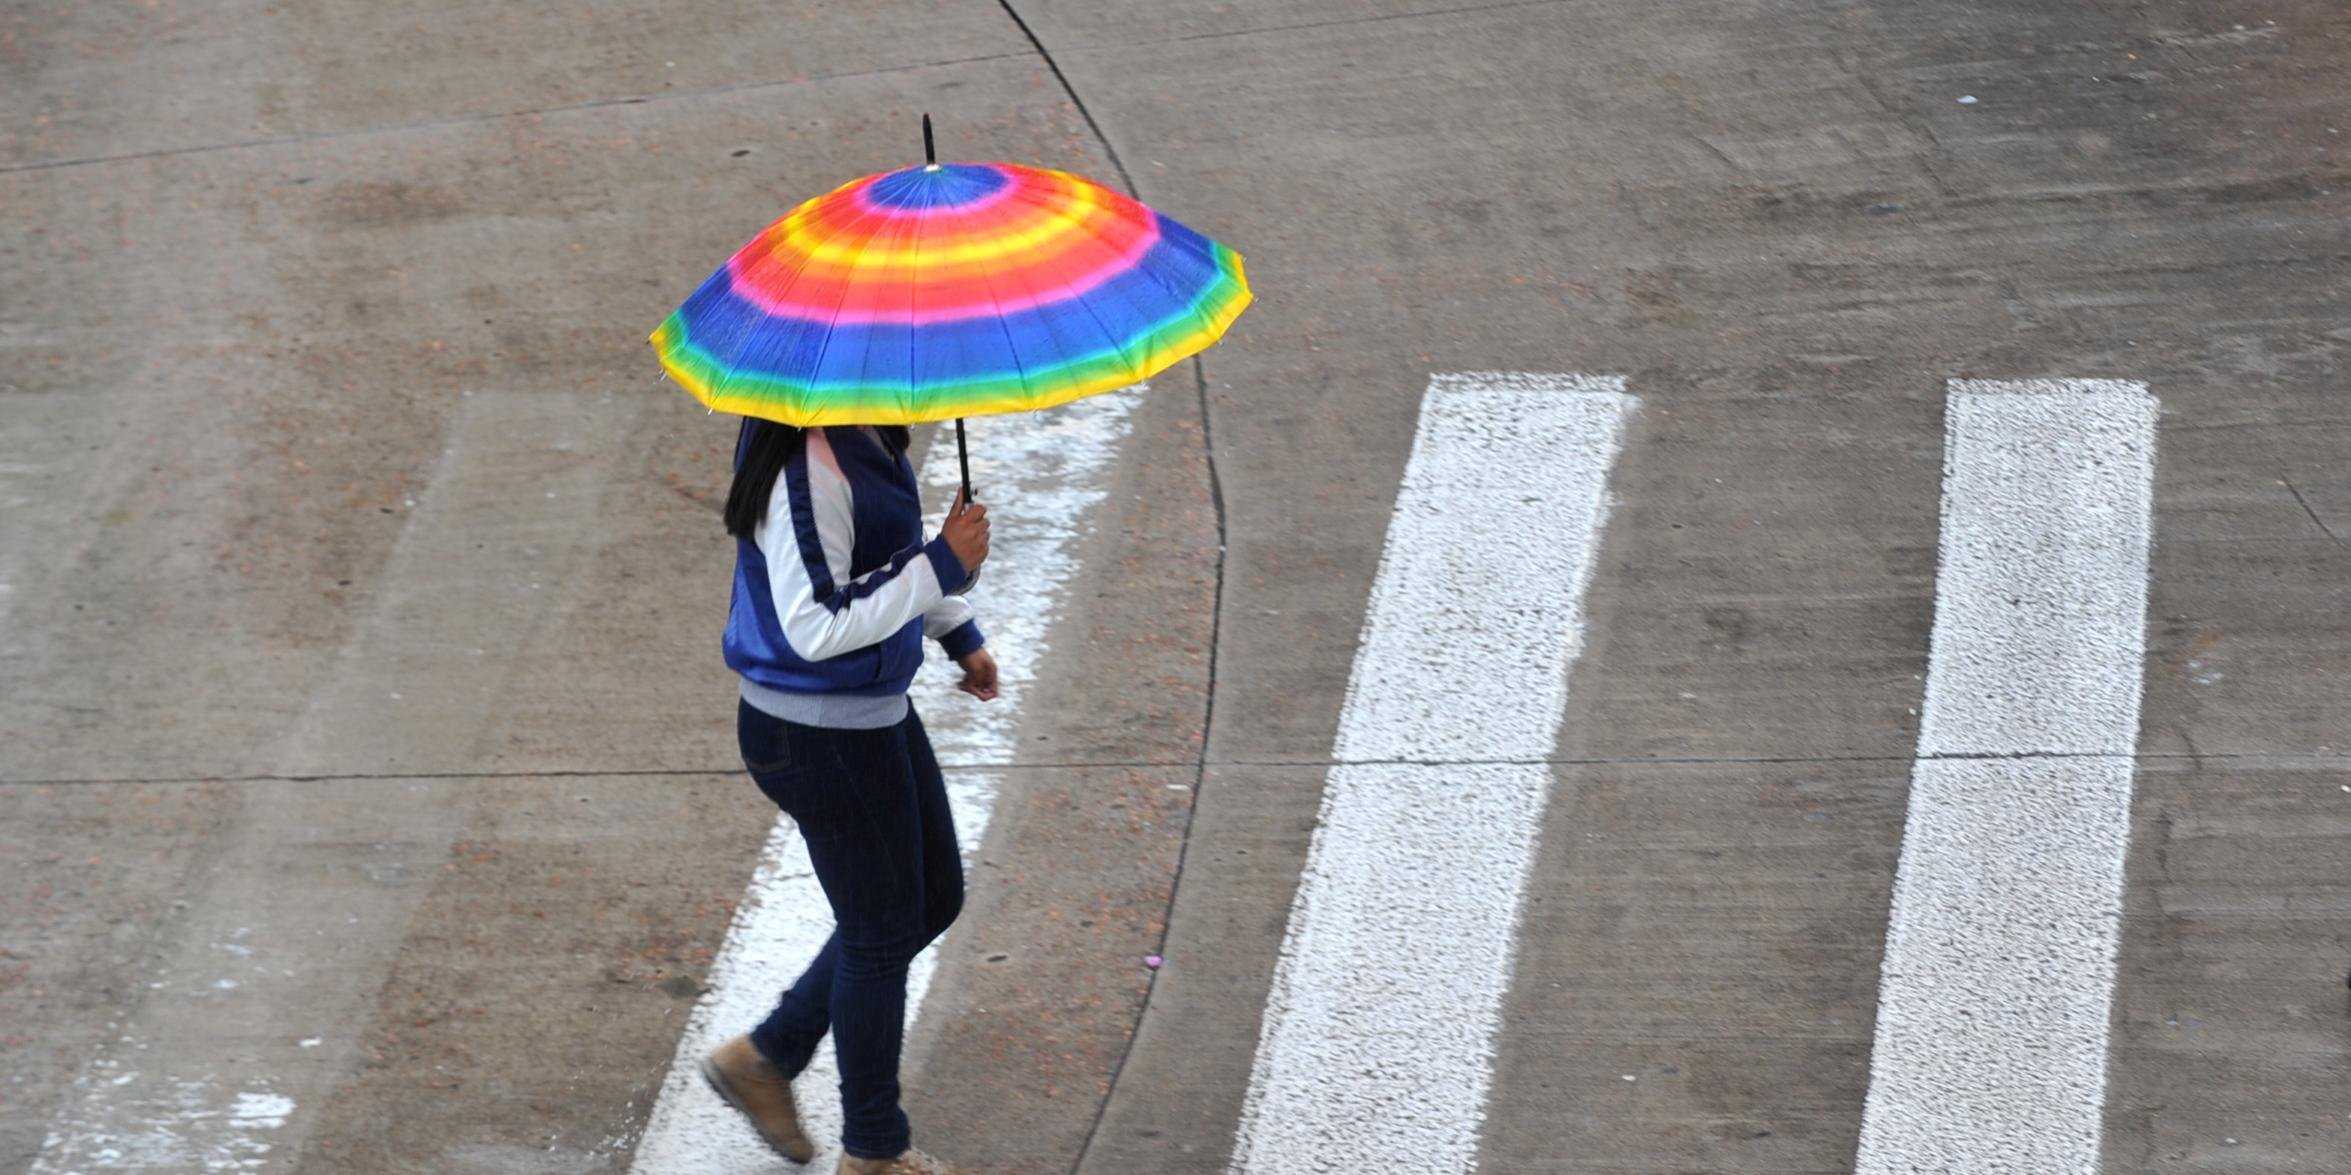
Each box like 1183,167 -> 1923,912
5,1 -> 2347,1172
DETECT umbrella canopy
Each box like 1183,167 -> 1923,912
651,160 -> 1251,427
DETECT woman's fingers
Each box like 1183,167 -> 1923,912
943,494 -> 991,572
956,651 -> 1001,701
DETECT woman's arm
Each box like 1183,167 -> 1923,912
925,594 -> 997,698
922,594 -> 985,660
921,479 -> 990,663
758,432 -> 969,662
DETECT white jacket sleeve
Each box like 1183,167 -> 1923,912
922,591 -> 986,659
755,430 -> 969,662
923,594 -> 975,640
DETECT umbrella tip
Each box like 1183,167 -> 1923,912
922,112 -> 936,167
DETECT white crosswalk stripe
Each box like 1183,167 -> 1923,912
1856,379 -> 2159,1173
1230,373 -> 1637,1173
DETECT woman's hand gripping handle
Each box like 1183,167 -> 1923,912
942,489 -> 990,579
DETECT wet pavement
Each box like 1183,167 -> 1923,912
5,1 -> 2348,1172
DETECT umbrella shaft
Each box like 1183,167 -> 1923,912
956,417 -> 975,505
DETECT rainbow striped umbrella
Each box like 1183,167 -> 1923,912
651,119 -> 1250,498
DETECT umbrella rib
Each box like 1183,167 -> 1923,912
722,184 -> 894,411
963,187 -> 1040,411
972,254 -> 1037,411
905,181 -> 921,415
908,169 -> 936,422
735,185 -> 878,349
1001,176 -> 1170,320
796,187 -> 902,423
1021,171 -> 1243,389
861,180 -> 923,409
1063,279 -> 1143,396
1057,209 -> 1184,383
971,171 -> 1237,400
1061,199 -> 1225,339
988,174 -> 1153,394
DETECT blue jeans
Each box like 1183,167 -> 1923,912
736,699 -> 963,1160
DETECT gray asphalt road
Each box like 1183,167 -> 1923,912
5,1 -> 2347,1172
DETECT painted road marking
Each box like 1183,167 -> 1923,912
1229,373 -> 1636,1173
26,388 -> 616,1175
629,389 -> 1140,1173
1855,379 -> 2158,1174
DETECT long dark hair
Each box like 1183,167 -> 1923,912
723,419 -> 911,538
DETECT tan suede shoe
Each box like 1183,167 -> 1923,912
698,1034 -> 815,1163
837,1146 -> 957,1174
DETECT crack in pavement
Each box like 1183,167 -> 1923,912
1053,0 -> 1585,57
976,2 -> 1244,1168
7,749 -> 2347,789
2283,478 -> 2346,545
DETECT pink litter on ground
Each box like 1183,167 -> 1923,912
1144,955 -> 1164,969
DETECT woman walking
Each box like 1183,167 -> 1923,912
698,417 -> 995,1175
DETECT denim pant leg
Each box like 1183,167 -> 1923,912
747,703 -> 972,1084
739,701 -> 831,1074
736,702 -> 933,1160
900,704 -> 965,947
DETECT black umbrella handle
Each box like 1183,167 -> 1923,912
950,416 -> 981,595
955,416 -> 976,506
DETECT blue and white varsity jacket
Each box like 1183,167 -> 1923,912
724,426 -> 984,698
